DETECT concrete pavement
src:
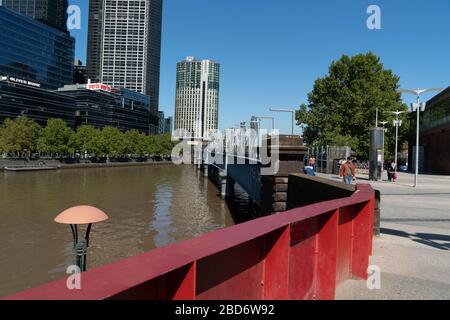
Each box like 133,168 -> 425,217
316,171 -> 450,300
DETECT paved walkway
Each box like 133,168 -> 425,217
317,172 -> 450,300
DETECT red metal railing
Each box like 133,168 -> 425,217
5,184 -> 374,300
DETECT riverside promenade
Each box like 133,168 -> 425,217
316,172 -> 450,299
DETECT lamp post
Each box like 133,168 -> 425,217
399,88 -> 443,187
384,111 -> 405,172
55,206 -> 108,272
380,121 -> 388,175
254,116 -> 275,133
269,108 -> 296,135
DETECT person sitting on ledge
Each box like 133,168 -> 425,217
304,165 -> 316,176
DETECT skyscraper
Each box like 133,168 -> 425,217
174,57 -> 220,139
1,0 -> 68,32
86,0 -> 163,112
0,5 -> 74,89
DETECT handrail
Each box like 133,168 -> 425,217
4,184 -> 374,300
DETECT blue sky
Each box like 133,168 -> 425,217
69,0 -> 450,134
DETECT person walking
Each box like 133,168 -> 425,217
387,161 -> 396,182
341,157 -> 356,185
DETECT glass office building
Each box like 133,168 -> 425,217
58,84 -> 160,134
408,87 -> 450,174
1,0 -> 69,32
0,5 -> 75,90
0,76 -> 76,127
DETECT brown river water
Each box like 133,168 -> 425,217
0,165 -> 251,297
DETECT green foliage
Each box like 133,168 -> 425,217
0,117 -> 174,159
0,117 -> 41,154
124,129 -> 147,156
72,125 -> 105,156
153,134 -> 176,156
101,126 -> 126,157
37,119 -> 75,155
144,134 -> 175,156
296,52 -> 409,159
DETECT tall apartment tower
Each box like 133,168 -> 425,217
1,0 -> 68,32
86,0 -> 163,112
174,57 -> 220,139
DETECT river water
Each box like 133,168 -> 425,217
0,165 -> 247,297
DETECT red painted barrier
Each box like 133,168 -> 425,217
5,184 -> 374,300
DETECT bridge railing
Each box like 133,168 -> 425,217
5,184 -> 374,300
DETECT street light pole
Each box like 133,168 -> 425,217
399,88 -> 443,187
269,108 -> 296,135
255,116 -> 275,132
384,110 -> 405,172
380,121 -> 388,176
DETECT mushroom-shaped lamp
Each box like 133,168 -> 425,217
55,206 -> 108,272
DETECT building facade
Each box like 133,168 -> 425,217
408,87 -> 450,174
164,116 -> 172,135
74,60 -> 86,84
0,76 -> 77,128
1,0 -> 68,32
0,5 -> 75,90
86,0 -> 162,112
174,57 -> 220,139
58,83 -> 159,134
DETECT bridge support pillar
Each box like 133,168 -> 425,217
226,176 -> 235,199
220,172 -> 234,199
259,135 -> 308,215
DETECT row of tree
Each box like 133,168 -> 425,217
0,117 -> 175,158
296,52 -> 410,160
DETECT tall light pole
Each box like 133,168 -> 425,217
255,116 -> 275,132
384,111 -> 405,172
380,121 -> 388,173
269,108 -> 296,135
399,88 -> 443,187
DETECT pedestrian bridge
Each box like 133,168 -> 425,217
198,135 -> 308,215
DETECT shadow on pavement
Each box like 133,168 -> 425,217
381,228 -> 450,251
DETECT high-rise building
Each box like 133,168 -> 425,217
73,60 -> 86,84
86,0 -> 163,112
1,0 -> 68,32
164,116 -> 173,135
0,5 -> 75,89
174,57 -> 220,139
85,0 -> 103,84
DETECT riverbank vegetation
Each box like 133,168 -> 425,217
0,117 -> 175,160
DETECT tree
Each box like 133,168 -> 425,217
296,52 -> 408,159
37,118 -> 75,156
0,117 -> 41,156
124,129 -> 147,156
101,126 -> 125,157
72,125 -> 104,157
